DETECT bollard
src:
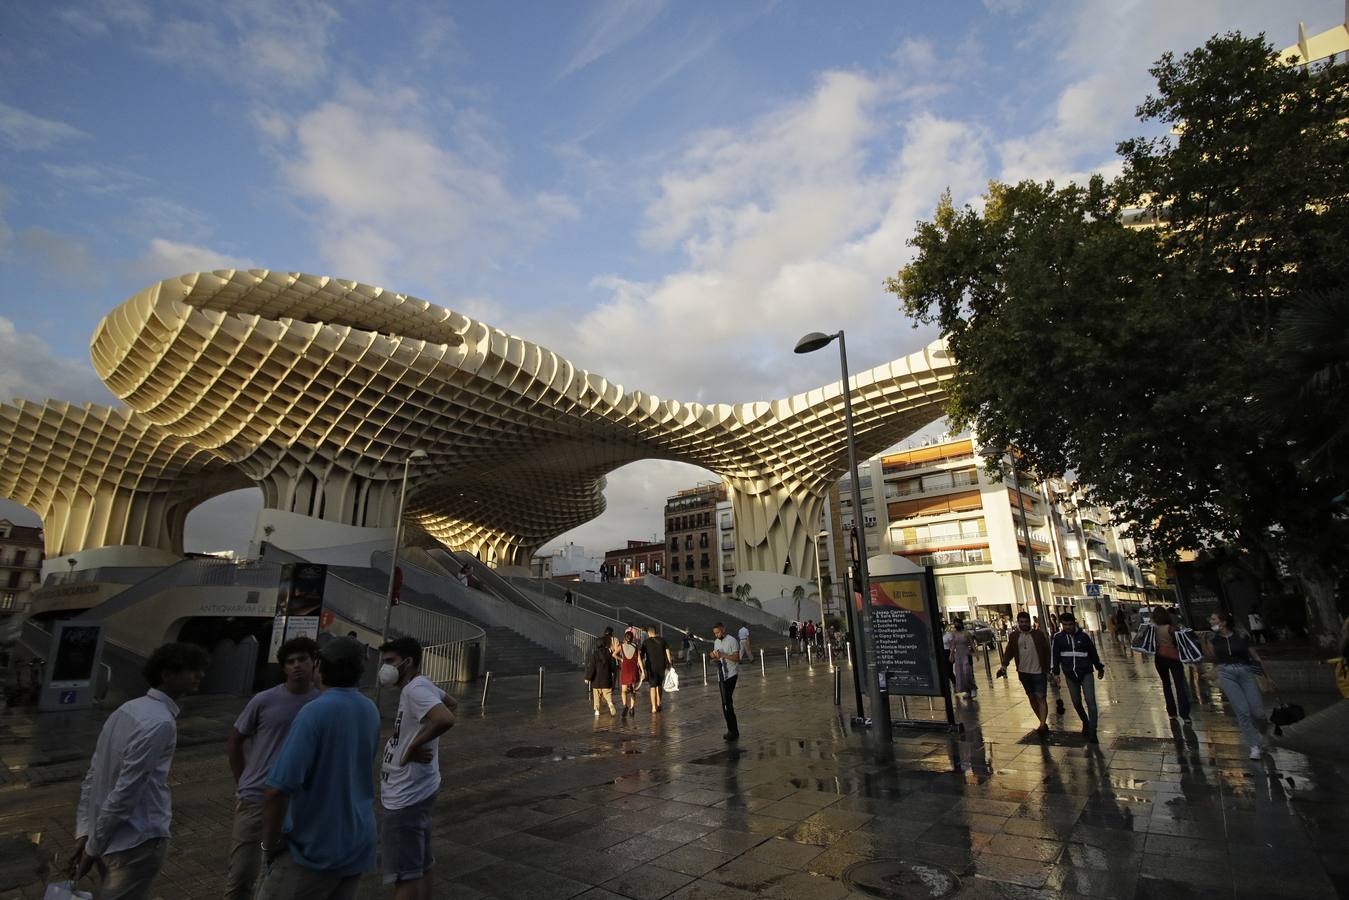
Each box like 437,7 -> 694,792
827,642 -> 834,671
833,667 -> 842,706
702,654 -> 708,686
846,643 -> 853,668
983,645 -> 993,678
538,666 -> 544,701
784,646 -> 790,669
760,653 -> 767,678
807,645 -> 813,668
481,671 -> 493,708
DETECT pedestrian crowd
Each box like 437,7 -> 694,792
67,634 -> 456,900
63,600 -> 1311,899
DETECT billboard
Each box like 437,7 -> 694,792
269,563 -> 328,658
868,572 -> 943,697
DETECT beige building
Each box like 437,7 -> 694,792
1,270 -> 956,587
0,519 -> 44,612
1282,5 -> 1349,70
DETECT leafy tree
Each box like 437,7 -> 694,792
888,34 -> 1349,645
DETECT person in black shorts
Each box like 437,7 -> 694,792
996,611 -> 1052,734
642,625 -> 673,713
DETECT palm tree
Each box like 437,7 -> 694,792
792,585 -> 806,621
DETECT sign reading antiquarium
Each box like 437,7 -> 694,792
868,572 -> 942,697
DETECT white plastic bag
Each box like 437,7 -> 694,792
663,668 -> 679,692
43,882 -> 93,900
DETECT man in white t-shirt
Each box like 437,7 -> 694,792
709,623 -> 740,741
737,625 -> 752,662
378,637 -> 458,900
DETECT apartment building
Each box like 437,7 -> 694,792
664,482 -> 725,591
0,519 -> 44,612
1044,480 -> 1148,630
601,540 -> 665,583
823,437 -> 1066,624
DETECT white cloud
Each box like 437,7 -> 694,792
995,0 -> 1297,185
893,36 -> 938,70
268,83 -> 565,287
140,0 -> 341,91
541,459 -> 716,556
555,70 -> 976,404
560,0 -> 671,78
135,238 -> 253,278
0,315 -> 115,405
0,103 -> 87,150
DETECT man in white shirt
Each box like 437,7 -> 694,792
223,636 -> 320,899
71,642 -> 209,899
378,637 -> 458,900
709,623 -> 740,741
737,625 -> 752,661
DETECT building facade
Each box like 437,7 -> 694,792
664,483 -> 726,591
530,542 -> 602,581
0,519 -> 43,611
602,540 -> 666,583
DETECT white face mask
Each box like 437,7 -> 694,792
1210,624 -> 1222,632
378,662 -> 402,686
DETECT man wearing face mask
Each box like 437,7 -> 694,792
378,637 -> 458,900
997,610 -> 1052,734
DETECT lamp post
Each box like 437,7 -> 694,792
379,449 -> 428,652
814,529 -> 829,631
1009,456 -> 1049,630
794,330 -> 890,741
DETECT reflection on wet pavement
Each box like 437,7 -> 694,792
0,643 -> 1345,898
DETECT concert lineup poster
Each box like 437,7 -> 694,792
868,574 -> 941,696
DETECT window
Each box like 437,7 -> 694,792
701,553 -> 710,568
685,536 -> 693,550
12,550 -> 24,566
670,536 -> 678,550
686,555 -> 694,571
639,561 -> 647,574
699,534 -> 708,548
671,557 -> 680,571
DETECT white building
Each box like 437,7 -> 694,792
530,542 -> 602,582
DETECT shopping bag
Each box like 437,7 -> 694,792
43,882 -> 93,900
1174,627 -> 1204,664
663,668 -> 679,692
1269,701 -> 1305,736
1130,622 -> 1156,655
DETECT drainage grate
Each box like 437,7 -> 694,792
505,746 -> 553,758
843,859 -> 960,899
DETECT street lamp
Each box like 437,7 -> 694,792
814,529 -> 829,631
380,449 -> 428,651
794,330 -> 890,740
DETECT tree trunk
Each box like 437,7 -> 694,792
1293,557 -> 1342,651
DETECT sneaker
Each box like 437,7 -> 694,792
594,709 -> 600,718
1249,745 -> 1262,760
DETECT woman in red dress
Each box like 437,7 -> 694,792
618,632 -> 645,719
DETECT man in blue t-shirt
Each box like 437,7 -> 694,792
257,637 -> 380,900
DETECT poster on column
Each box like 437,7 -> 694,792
868,572 -> 942,696
269,563 -> 328,658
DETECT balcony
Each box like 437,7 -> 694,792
889,528 -> 988,549
915,549 -> 989,568
886,471 -> 979,499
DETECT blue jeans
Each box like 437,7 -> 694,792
1218,664 -> 1265,748
1063,671 -> 1098,733
1154,655 -> 1190,718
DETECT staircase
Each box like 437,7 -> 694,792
328,566 -> 575,676
523,579 -> 789,652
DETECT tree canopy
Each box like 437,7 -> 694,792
888,33 -> 1349,641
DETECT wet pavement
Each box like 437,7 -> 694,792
1,641 -> 1346,899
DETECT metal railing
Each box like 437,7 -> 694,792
642,576 -> 790,633
888,528 -> 989,549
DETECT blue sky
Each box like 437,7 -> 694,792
0,0 -> 1332,557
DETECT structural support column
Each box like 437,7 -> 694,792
725,476 -> 827,579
